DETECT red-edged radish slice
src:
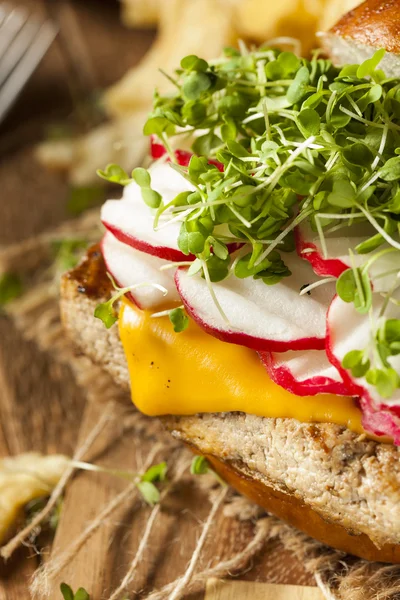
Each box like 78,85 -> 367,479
101,162 -> 196,262
150,137 -> 224,171
101,231 -> 180,310
326,294 -> 400,442
295,221 -> 373,278
102,161 -> 240,261
175,253 -> 336,352
360,396 -> 400,444
260,349 -> 351,396
296,222 -> 400,293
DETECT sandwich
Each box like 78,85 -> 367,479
61,0 -> 400,563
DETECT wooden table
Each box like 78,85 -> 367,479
0,2 -> 315,598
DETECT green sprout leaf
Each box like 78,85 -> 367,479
60,583 -> 74,600
190,456 -> 226,486
137,481 -> 160,506
131,167 -> 151,188
192,131 -> 222,156
136,461 -> 168,505
60,583 -> 90,600
181,54 -> 208,72
132,167 -> 162,208
356,48 -> 385,79
342,349 -> 370,378
169,307 -> 189,333
143,116 -> 175,137
74,590 -> 90,600
327,179 -> 356,208
182,72 -> 212,101
178,221 -> 208,255
296,108 -> 320,137
190,455 -> 210,475
366,368 -> 400,398
379,157 -> 400,182
286,65 -> 310,104
96,164 -> 130,186
141,462 -> 168,483
336,269 -> 357,303
94,302 -> 118,329
94,277 -> 167,329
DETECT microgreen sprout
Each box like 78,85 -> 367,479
169,307 -> 189,332
190,456 -> 226,487
94,274 -> 167,329
150,305 -> 190,332
69,460 -> 167,507
97,165 -> 163,209
98,45 -> 400,399
97,164 -> 133,186
60,583 -> 90,600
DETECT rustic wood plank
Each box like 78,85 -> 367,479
48,400 -> 204,598
205,580 -> 324,600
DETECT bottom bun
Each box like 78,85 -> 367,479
164,413 -> 400,564
203,450 -> 400,563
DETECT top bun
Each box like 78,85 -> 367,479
320,0 -> 400,75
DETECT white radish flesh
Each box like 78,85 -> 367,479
296,221 -> 400,292
260,349 -> 351,396
101,231 -> 180,310
101,162 -> 196,262
326,294 -> 400,443
295,221 -> 370,277
176,253 -> 336,352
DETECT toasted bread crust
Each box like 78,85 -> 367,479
329,0 -> 400,54
320,0 -> 400,78
205,452 -> 400,563
60,247 -> 400,562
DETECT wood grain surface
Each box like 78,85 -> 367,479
0,2 -> 316,598
205,580 -> 325,600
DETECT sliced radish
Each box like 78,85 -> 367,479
260,349 -> 351,396
175,253 -> 336,352
296,222 -> 400,293
102,161 -> 240,261
102,162 -> 196,262
326,294 -> 400,442
295,221 -> 371,278
360,396 -> 400,444
150,137 -> 224,171
101,231 -> 180,310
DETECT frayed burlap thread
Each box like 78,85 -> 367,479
144,517 -> 273,600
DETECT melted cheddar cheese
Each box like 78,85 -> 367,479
119,299 -> 365,434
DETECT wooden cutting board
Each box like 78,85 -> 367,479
0,1 -> 318,598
